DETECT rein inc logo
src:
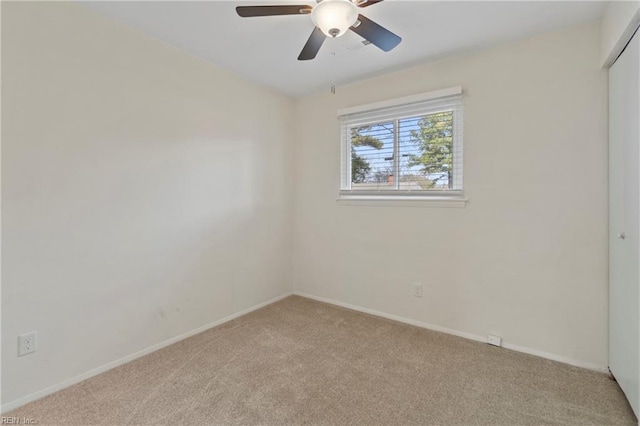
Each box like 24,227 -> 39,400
1,418 -> 36,425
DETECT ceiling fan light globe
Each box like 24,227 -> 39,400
311,0 -> 358,38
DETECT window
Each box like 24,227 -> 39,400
339,87 -> 463,201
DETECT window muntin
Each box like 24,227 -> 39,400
340,93 -> 463,197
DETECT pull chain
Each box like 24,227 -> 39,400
330,51 -> 336,95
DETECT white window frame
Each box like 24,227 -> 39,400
338,86 -> 466,206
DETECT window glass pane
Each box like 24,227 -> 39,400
340,92 -> 462,195
350,122 -> 395,190
399,110 -> 454,190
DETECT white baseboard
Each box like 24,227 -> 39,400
1,292 -> 292,414
293,291 -> 609,374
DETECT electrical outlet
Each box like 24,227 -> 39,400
413,283 -> 423,298
18,331 -> 37,357
487,334 -> 502,347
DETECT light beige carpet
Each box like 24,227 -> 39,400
7,296 -> 637,425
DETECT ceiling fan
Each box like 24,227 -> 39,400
236,0 -> 401,60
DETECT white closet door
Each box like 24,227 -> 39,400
609,29 -> 640,417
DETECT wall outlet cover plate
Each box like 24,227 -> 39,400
18,331 -> 37,357
487,334 -> 502,347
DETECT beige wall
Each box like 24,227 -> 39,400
292,22 -> 609,369
1,2 -> 294,406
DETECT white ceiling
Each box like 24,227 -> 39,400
83,1 -> 607,97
